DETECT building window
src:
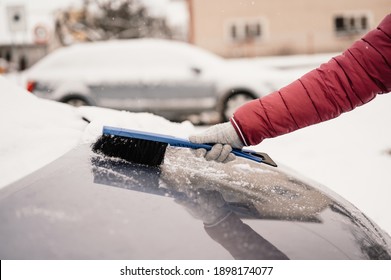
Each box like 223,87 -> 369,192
231,25 -> 237,40
245,23 -> 261,39
334,13 -> 370,36
227,18 -> 265,42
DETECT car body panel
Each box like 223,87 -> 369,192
88,81 -> 217,115
0,144 -> 390,259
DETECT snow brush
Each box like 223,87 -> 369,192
92,126 -> 277,167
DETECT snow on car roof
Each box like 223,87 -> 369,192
27,39 -> 223,82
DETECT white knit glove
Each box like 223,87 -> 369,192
189,122 -> 244,163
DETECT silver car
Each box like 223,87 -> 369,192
25,39 -> 276,122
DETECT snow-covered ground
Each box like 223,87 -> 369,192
1,52 -> 390,238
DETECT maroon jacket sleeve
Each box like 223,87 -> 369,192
231,14 -> 391,146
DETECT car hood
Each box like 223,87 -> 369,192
0,144 -> 390,260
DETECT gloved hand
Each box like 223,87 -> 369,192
189,122 -> 244,163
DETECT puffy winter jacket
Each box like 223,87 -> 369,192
231,14 -> 391,146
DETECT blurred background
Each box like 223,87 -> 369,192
0,0 -> 388,71
0,0 -> 188,72
1,0 -> 388,124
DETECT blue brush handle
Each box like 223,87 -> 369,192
102,126 -> 276,166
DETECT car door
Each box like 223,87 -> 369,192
91,41 -> 217,117
137,47 -> 217,114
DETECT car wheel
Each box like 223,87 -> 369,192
64,97 -> 89,107
222,92 -> 254,121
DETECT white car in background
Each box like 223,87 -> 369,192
25,39 -> 278,123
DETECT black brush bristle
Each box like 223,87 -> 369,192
92,134 -> 168,166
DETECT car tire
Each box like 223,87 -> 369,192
221,92 -> 255,121
63,97 -> 89,107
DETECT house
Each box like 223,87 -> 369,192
187,0 -> 389,57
